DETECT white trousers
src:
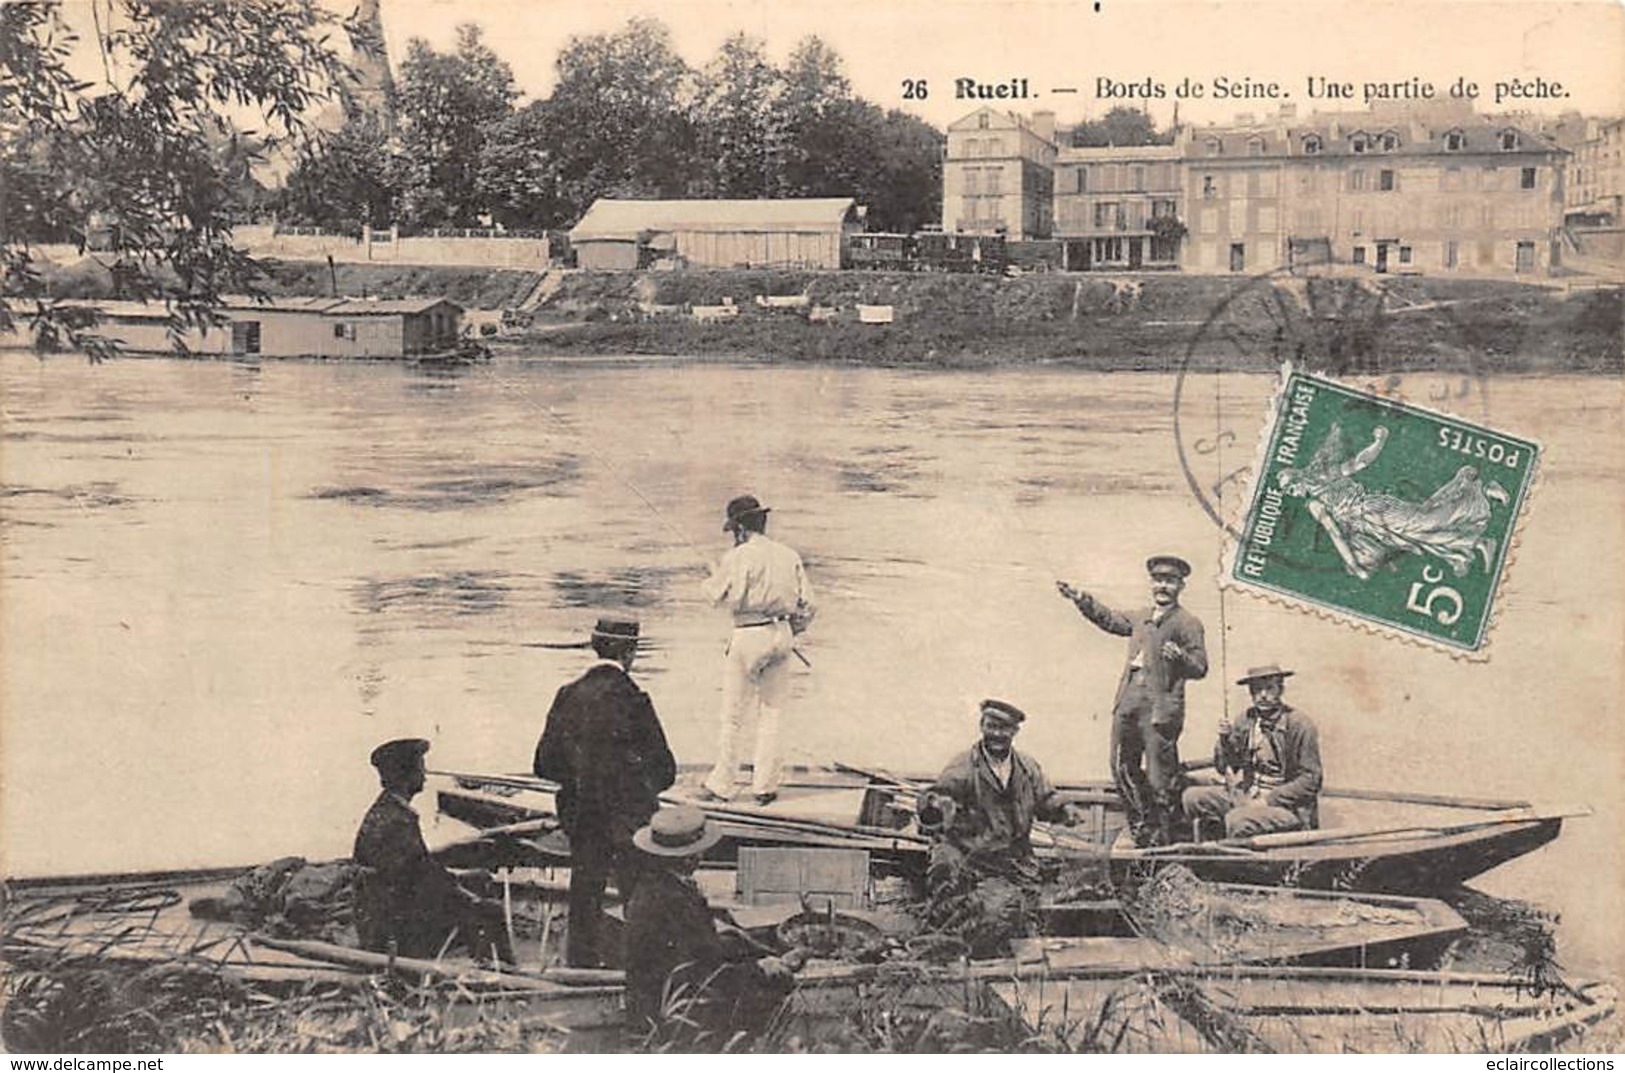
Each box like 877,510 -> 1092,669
704,621 -> 793,797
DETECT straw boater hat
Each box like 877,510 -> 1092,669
1146,555 -> 1192,579
1236,664 -> 1295,686
634,806 -> 725,858
723,494 -> 770,531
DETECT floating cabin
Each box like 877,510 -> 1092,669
79,296 -> 463,358
568,197 -> 862,271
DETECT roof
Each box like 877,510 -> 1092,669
570,198 -> 857,241
1187,113 -> 1564,161
1057,144 -> 1183,164
323,297 -> 462,316
60,296 -> 461,319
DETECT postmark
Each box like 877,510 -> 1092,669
1223,367 -> 1539,654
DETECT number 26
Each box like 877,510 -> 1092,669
1405,565 -> 1463,626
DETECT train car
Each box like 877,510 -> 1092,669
846,232 -> 914,271
913,231 -> 1008,275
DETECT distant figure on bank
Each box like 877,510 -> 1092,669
534,617 -> 676,968
700,494 -> 815,807
624,806 -> 804,1048
1058,555 -> 1208,847
353,738 -> 513,964
1183,665 -> 1322,841
920,699 -> 1085,957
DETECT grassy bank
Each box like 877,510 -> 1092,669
521,270 -> 1623,375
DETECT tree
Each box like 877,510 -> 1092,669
1070,105 -> 1170,148
277,112 -> 400,233
477,102 -> 563,229
694,34 -> 782,198
774,36 -> 853,197
393,23 -> 517,229
1,2 -> 361,355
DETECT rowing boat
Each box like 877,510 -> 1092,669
431,764 -> 1583,895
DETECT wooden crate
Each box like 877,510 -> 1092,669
735,847 -> 871,910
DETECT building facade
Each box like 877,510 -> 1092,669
1567,117 -> 1623,225
942,107 -> 1056,240
1182,103 -> 1568,276
1053,145 -> 1183,271
569,198 -> 860,270
77,297 -> 462,357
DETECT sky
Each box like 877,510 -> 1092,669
372,0 -> 1625,129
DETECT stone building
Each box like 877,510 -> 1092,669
941,107 -> 1056,240
1053,145 -> 1183,271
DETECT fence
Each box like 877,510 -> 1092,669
235,224 -> 550,269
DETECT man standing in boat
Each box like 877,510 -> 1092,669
920,699 -> 1085,956
1182,664 -> 1322,840
699,494 -> 815,807
353,738 -> 514,965
533,617 -> 677,968
1057,555 -> 1208,847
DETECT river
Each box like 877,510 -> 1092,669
2,352 -> 1620,979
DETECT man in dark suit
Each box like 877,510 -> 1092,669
1058,555 -> 1209,846
534,617 -> 677,968
353,738 -> 513,964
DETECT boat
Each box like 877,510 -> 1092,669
6,861 -> 1588,1055
431,763 -> 1585,896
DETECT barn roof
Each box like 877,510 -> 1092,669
571,198 -> 858,241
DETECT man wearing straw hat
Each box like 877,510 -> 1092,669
699,493 -> 816,807
353,737 -> 514,965
1058,554 -> 1208,847
534,617 -> 676,968
624,806 -> 803,1047
1182,664 -> 1323,841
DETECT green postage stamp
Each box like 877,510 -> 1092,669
1226,369 -> 1540,654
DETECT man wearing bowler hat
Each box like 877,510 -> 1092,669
1183,665 -> 1322,841
534,617 -> 676,968
624,806 -> 802,1047
699,494 -> 815,806
1058,555 -> 1208,847
353,738 -> 514,964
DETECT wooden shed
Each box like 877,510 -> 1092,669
569,198 -> 861,271
76,296 -> 462,358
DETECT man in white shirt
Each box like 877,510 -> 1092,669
699,495 -> 815,806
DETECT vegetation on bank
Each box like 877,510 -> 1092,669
517,271 -> 1623,375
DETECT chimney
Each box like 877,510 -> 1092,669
1031,109 -> 1056,145
1236,111 -> 1257,126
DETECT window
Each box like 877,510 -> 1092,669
1151,198 -> 1177,218
1379,131 -> 1399,152
1499,129 -> 1519,151
1202,175 -> 1217,199
1302,134 -> 1323,155
1349,169 -> 1367,191
1076,167 -> 1088,193
333,323 -> 346,339
986,171 -> 1002,195
1094,201 -> 1118,228
978,112 -> 990,129
1351,210 -> 1364,235
1102,164 -> 1120,191
1247,136 -> 1264,156
986,139 -> 1004,156
1379,169 -> 1396,191
1515,240 -> 1535,272
1205,137 -> 1224,156
963,170 -> 979,195
1229,242 -> 1246,272
1520,166 -> 1537,190
1353,246 -> 1367,264
1350,133 -> 1369,154
1131,165 -> 1145,191
1482,166 -> 1500,190
1295,207 -> 1322,232
1446,240 -> 1459,268
1444,129 -> 1465,152
231,321 -> 261,355
1399,245 -> 1412,264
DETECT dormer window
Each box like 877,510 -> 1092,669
1350,132 -> 1369,154
1443,129 -> 1466,152
1379,131 -> 1399,152
1302,134 -> 1323,155
1205,137 -> 1224,156
1246,136 -> 1265,156
1499,129 -> 1519,151
978,112 -> 990,129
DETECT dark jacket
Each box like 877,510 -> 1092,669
623,867 -> 777,1041
1072,596 -> 1208,727
352,792 -> 468,957
929,744 -> 1069,876
1212,704 -> 1323,827
533,662 -> 676,845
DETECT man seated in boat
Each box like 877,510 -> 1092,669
624,806 -> 804,1049
918,699 -> 1086,955
352,738 -> 515,965
1181,665 -> 1323,841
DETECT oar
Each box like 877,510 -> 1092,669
1235,805 -> 1591,851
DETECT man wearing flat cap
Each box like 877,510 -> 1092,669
624,806 -> 802,1048
353,738 -> 514,964
534,617 -> 676,968
699,494 -> 815,806
1058,555 -> 1209,847
1183,665 -> 1322,840
920,699 -> 1085,956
